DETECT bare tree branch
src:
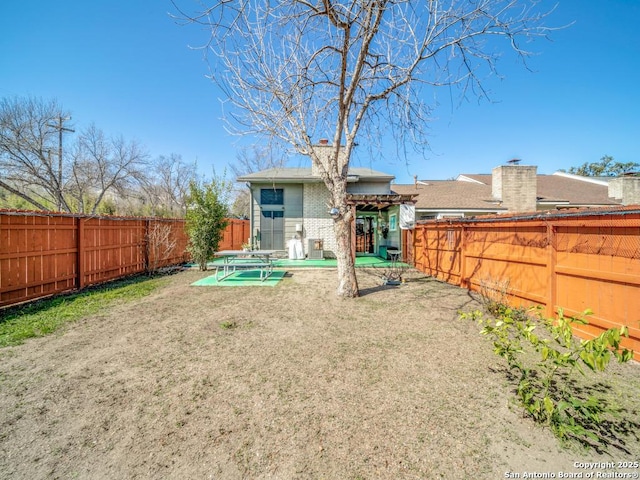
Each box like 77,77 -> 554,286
67,124 -> 150,214
0,96 -> 72,211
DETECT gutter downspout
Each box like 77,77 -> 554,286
247,183 -> 255,247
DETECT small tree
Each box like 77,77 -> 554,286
185,180 -> 229,271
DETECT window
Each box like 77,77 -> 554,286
389,213 -> 397,231
260,188 -> 284,205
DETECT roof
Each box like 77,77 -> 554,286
392,181 -> 504,211
456,173 -> 619,207
237,167 -> 395,183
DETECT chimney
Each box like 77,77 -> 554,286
608,175 -> 640,205
492,163 -> 537,212
311,140 -> 346,176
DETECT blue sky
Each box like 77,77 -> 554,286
1,1 -> 638,184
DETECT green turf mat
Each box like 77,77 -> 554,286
191,270 -> 286,287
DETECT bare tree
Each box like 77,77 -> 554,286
0,96 -> 72,211
1,96 -> 152,215
230,145 -> 285,179
176,0 -> 553,297
139,153 -> 197,217
67,124 -> 149,214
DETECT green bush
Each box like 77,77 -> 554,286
185,180 -> 229,271
460,306 -> 633,446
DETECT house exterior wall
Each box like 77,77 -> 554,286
245,164 -> 396,256
382,205 -> 401,250
347,181 -> 391,194
303,183 -> 336,256
249,183 -> 304,250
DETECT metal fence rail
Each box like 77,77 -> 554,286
0,211 -> 249,307
411,206 -> 640,360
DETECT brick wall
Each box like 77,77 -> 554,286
303,183 -> 336,256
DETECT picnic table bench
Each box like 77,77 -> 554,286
213,250 -> 276,282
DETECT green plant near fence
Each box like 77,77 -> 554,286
460,304 -> 633,447
185,181 -> 229,271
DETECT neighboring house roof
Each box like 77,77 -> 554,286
392,181 -> 504,212
237,167 -> 395,183
455,173 -> 619,207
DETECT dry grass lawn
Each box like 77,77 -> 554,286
1,267 -> 639,479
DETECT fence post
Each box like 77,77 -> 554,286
459,225 -> 467,288
77,217 -> 85,290
231,219 -> 237,248
144,219 -> 150,274
545,223 -> 557,318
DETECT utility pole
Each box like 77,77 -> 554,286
48,116 -> 74,211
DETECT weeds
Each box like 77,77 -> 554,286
460,304 -> 634,448
220,320 -> 238,330
0,276 -> 165,347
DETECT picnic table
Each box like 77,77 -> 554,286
213,250 -> 277,282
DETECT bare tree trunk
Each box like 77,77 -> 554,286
0,179 -> 49,211
328,171 -> 359,297
333,210 -> 359,297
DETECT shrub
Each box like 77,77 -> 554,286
460,305 -> 633,446
185,180 -> 229,271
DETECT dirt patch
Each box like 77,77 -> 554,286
1,268 -> 639,479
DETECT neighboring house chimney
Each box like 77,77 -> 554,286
608,174 -> 640,205
492,163 -> 537,212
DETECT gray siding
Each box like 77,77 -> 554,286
347,180 -> 391,194
251,183 -> 303,250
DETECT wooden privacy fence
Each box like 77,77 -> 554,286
0,211 -> 249,308
412,206 -> 640,360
